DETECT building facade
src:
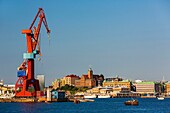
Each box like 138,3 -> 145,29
37,75 -> 45,91
51,90 -> 65,99
135,81 -> 159,95
75,68 -> 96,88
165,82 -> 170,96
52,79 -> 61,89
93,74 -> 104,86
103,78 -> 131,90
63,74 -> 80,86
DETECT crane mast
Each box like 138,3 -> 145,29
15,8 -> 50,97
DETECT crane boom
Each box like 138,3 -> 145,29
29,8 -> 50,33
28,8 -> 50,52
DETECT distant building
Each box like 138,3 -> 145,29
88,87 -> 113,94
63,74 -> 80,86
135,81 -> 160,95
103,77 -> 132,90
0,84 -> 15,96
60,78 -> 66,87
37,75 -> 45,91
113,87 -> 130,92
51,90 -> 65,99
165,82 -> 170,96
75,68 -> 97,88
52,75 -> 80,88
47,87 -> 52,101
52,79 -> 61,89
93,74 -> 104,86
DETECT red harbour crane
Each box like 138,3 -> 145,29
15,8 -> 50,97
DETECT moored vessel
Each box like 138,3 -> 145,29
157,96 -> 164,100
124,99 -> 138,106
84,94 -> 97,99
98,94 -> 111,98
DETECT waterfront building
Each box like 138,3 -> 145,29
91,87 -> 101,93
99,88 -> 113,94
0,84 -> 15,97
3,84 -> 15,90
93,74 -> 104,86
37,75 -> 45,91
135,81 -> 160,95
51,90 -> 65,99
113,87 -> 130,92
0,85 -> 7,95
47,87 -> 52,101
87,86 -> 113,94
165,82 -> 170,96
75,68 -> 96,88
63,74 -> 80,86
52,79 -> 61,89
111,87 -> 129,97
116,91 -> 141,98
52,78 -> 66,88
60,78 -> 66,87
111,86 -> 140,97
103,78 -> 132,90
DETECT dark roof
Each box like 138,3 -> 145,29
93,75 -> 104,80
65,74 -> 80,78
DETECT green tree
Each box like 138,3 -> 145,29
58,84 -> 89,95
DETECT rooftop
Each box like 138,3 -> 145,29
137,81 -> 155,84
65,74 -> 80,78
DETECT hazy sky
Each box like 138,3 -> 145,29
1,0 -> 170,85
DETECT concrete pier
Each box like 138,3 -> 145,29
0,98 -> 37,103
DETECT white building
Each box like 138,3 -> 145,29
37,75 -> 45,91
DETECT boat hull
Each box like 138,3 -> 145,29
124,100 -> 138,106
157,97 -> 164,100
98,95 -> 111,98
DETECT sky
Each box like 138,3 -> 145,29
1,0 -> 170,86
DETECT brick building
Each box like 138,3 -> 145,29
75,68 -> 103,88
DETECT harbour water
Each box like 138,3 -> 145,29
0,98 -> 170,113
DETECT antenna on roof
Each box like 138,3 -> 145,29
89,64 -> 92,69
162,76 -> 165,82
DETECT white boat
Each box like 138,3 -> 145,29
84,94 -> 96,99
157,97 -> 164,100
98,94 -> 111,98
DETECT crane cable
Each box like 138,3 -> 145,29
48,32 -> 50,46
37,33 -> 41,61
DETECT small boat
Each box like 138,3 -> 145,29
124,99 -> 138,106
157,97 -> 164,100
